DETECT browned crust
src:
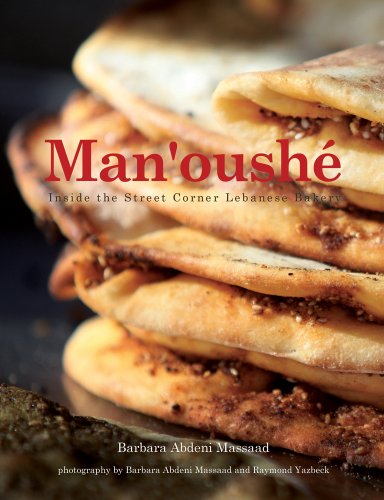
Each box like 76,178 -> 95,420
64,317 -> 384,469
84,227 -> 384,322
127,180 -> 384,273
8,93 -> 384,273
73,258 -> 384,374
48,244 -> 79,300
6,115 -> 98,246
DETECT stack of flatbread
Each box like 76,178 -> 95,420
7,1 -> 384,468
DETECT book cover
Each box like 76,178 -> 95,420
1,1 -> 384,498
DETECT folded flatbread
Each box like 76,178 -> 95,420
64,316 -> 384,468
70,256 -> 384,406
12,93 -> 384,318
90,227 -> 384,321
7,92 -> 176,244
8,91 -> 384,273
213,42 -> 384,197
73,0 -> 295,150
71,8 -> 384,271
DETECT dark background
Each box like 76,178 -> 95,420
0,0 -> 137,232
0,0 -> 135,399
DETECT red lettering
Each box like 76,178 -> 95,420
250,153 -> 274,182
131,153 -> 166,181
215,154 -> 247,182
313,140 -> 341,182
100,154 -> 130,182
44,139 -> 97,181
180,153 -> 211,182
276,138 -> 310,182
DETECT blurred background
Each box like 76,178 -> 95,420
0,0 -> 136,402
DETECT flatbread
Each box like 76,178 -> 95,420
73,0 -> 296,150
90,227 -> 384,321
64,317 -> 384,468
7,92 -> 177,244
129,326 -> 384,409
12,93 -> 384,315
73,258 -> 384,375
8,91 -> 384,273
49,246 -> 384,405
213,42 -> 384,194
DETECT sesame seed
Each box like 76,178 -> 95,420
103,267 -> 114,281
97,255 -> 107,267
355,446 -> 367,455
349,121 -> 359,135
252,304 -> 264,315
295,315 -> 303,323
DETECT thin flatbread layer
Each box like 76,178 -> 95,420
11,91 -> 383,274
213,42 -> 384,194
11,92 -> 384,314
63,317 -> 384,468
6,92 -> 176,245
128,326 -> 384,409
73,258 -> 384,374
73,0 -> 296,150
91,227 -> 384,321
48,247 -> 384,406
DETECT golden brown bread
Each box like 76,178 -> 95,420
7,94 -> 176,245
213,42 -> 384,194
73,258 -> 384,374
64,317 -> 384,468
8,91 -> 384,273
88,227 -> 384,321
46,249 -> 384,407
129,326 -> 384,410
72,0 -> 293,149
69,257 -> 384,407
